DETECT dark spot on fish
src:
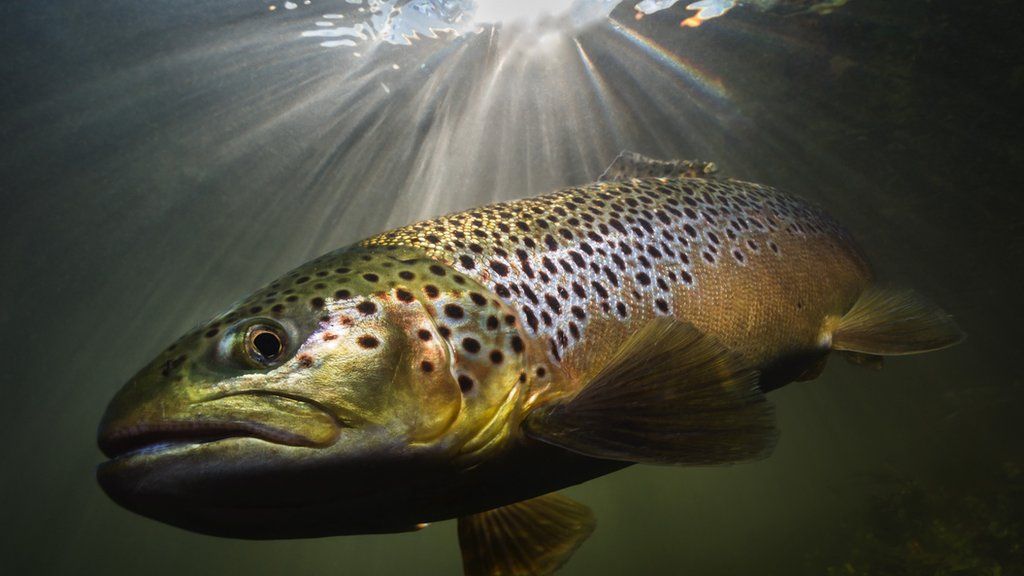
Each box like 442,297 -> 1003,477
424,285 -> 440,299
444,304 -> 465,319
363,273 -> 379,283
536,366 -> 546,378
458,375 -> 475,393
540,311 -> 552,326
568,322 -> 580,339
335,289 -> 352,300
486,315 -> 499,330
311,297 -> 326,310
438,326 -> 451,338
490,260 -> 509,277
357,301 -> 377,315
417,329 -> 432,341
523,307 -> 539,332
545,294 -> 561,313
205,328 -> 219,338
399,271 -> 415,280
421,360 -> 435,373
296,277 -> 310,285
358,335 -> 379,349
490,350 -> 504,364
396,289 -> 414,303
429,265 -> 447,276
470,292 -> 487,306
459,255 -> 476,269
462,337 -> 481,354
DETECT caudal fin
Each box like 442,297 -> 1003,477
833,287 -> 964,356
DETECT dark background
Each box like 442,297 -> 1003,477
1,0 -> 1021,574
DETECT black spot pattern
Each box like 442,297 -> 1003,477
356,177 -> 848,365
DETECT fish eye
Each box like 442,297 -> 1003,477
242,323 -> 288,366
250,329 -> 283,360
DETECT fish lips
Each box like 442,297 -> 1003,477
97,392 -> 345,517
95,392 -> 436,537
96,433 -> 436,539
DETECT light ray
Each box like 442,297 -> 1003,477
605,19 -> 731,102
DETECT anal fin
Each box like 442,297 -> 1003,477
795,354 -> 829,381
832,287 -> 964,355
599,151 -> 717,182
458,493 -> 596,576
524,319 -> 777,466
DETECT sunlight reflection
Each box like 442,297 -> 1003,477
288,0 -> 751,51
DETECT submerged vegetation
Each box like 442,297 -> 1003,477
827,462 -> 1024,576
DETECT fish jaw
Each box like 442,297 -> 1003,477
95,431 -> 452,538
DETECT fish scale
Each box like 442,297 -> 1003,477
363,174 -> 871,387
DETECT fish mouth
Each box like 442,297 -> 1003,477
98,420 -> 324,461
97,391 -> 344,461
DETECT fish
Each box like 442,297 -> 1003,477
96,152 -> 963,575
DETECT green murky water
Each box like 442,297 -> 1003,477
2,1 -> 1021,574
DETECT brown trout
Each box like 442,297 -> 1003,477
97,153 -> 962,575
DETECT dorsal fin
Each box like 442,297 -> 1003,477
599,151 -> 718,182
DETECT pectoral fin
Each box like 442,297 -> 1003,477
458,493 -> 596,576
524,319 -> 777,465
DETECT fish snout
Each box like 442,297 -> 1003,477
97,390 -> 342,461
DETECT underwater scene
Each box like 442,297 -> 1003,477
1,0 -> 1021,575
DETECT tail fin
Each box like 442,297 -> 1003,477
833,287 -> 964,356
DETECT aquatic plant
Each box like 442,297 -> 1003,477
827,463 -> 1024,576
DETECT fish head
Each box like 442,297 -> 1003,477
97,248 -> 531,537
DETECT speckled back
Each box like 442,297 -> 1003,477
363,176 -> 872,385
